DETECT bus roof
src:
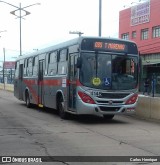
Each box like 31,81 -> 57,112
16,36 -> 137,60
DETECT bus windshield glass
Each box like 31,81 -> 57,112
79,52 -> 138,90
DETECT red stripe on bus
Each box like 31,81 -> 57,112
23,79 -> 39,104
43,79 -> 61,86
67,79 -> 82,86
23,78 -> 82,105
76,80 -> 82,86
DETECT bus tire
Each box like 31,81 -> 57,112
58,97 -> 68,119
103,115 -> 114,120
26,92 -> 31,108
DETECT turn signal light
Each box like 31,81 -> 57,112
78,91 -> 95,104
125,94 -> 138,105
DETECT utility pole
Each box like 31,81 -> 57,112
99,0 -> 102,37
3,48 -> 5,89
69,31 -> 84,37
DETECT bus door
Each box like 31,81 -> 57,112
38,60 -> 45,107
68,54 -> 78,110
14,62 -> 23,100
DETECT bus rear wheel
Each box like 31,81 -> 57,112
58,97 -> 68,119
26,92 -> 31,108
103,115 -> 114,120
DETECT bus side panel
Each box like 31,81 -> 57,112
43,77 -> 57,109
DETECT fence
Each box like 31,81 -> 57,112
136,95 -> 160,120
0,83 -> 14,92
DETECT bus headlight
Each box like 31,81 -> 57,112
125,94 -> 138,105
78,91 -> 96,104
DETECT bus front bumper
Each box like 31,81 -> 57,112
76,100 -> 137,117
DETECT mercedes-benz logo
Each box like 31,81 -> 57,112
108,100 -> 113,105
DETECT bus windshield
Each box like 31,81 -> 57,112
79,52 -> 138,90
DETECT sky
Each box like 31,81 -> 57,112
0,0 -> 139,64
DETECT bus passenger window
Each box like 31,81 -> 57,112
58,49 -> 67,75
26,58 -> 29,76
15,61 -> 19,79
48,51 -> 57,76
28,57 -> 33,77
45,54 -> 49,75
23,59 -> 27,77
33,56 -> 38,76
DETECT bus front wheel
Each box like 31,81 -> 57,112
58,97 -> 68,119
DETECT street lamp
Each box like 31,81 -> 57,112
0,1 -> 40,56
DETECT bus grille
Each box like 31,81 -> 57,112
99,106 -> 120,112
96,100 -> 123,104
98,93 -> 129,99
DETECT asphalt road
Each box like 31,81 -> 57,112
0,90 -> 160,165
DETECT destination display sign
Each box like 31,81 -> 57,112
81,38 -> 138,54
94,42 -> 127,52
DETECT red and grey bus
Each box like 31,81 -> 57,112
14,36 -> 139,119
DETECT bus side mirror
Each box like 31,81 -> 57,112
76,57 -> 82,68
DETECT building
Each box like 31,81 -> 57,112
119,0 -> 160,93
0,61 -> 15,84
